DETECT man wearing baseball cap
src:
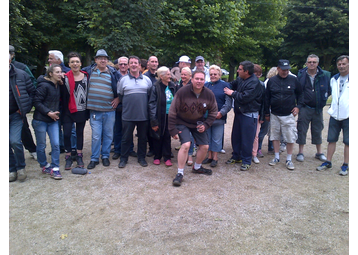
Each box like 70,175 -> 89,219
264,59 -> 303,171
177,55 -> 191,71
192,56 -> 210,82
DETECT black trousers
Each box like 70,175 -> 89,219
121,120 -> 148,161
21,117 -> 36,153
63,121 -> 86,152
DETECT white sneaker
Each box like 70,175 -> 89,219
269,158 -> 280,166
252,156 -> 260,164
220,149 -> 226,154
30,152 -> 37,160
286,160 -> 295,170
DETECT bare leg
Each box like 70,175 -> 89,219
273,140 -> 280,153
315,144 -> 322,154
298,144 -> 304,154
212,151 -> 218,161
326,142 -> 336,162
344,144 -> 349,164
195,144 -> 209,164
286,143 -> 294,155
177,142 -> 190,169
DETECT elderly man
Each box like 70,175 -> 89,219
82,49 -> 121,169
117,56 -> 129,76
168,71 -> 218,187
265,59 -> 303,170
117,56 -> 153,168
48,50 -> 70,73
296,54 -> 331,162
177,55 -> 191,71
317,55 -> 349,176
192,56 -> 210,82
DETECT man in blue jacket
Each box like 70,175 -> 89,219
82,49 -> 122,169
9,53 -> 36,182
296,54 -> 331,163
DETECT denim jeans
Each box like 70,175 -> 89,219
32,119 -> 60,168
207,124 -> 224,152
89,110 -> 115,161
9,112 -> 25,172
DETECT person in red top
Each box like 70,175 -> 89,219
61,52 -> 89,170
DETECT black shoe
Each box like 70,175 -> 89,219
65,155 -> 73,170
192,166 -> 212,175
146,150 -> 154,157
77,153 -> 84,167
71,149 -> 77,161
112,153 -> 121,160
129,151 -> 137,157
202,158 -> 213,164
138,158 -> 148,167
118,161 -> 127,168
173,173 -> 183,186
225,158 -> 242,164
87,161 -> 99,169
102,158 -> 110,167
110,148 -> 115,153
210,160 -> 218,167
171,152 -> 174,158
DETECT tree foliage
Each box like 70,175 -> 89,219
279,0 -> 349,71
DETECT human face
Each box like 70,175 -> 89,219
68,57 -> 82,72
237,65 -> 249,80
192,72 -> 205,93
161,70 -> 171,85
48,54 -> 61,66
95,56 -> 109,71
277,66 -> 289,78
50,67 -> 63,83
337,58 -> 349,76
129,58 -> 140,75
306,57 -> 319,71
209,69 -> 221,83
181,70 -> 191,84
195,60 -> 205,71
179,62 -> 191,71
148,56 -> 158,72
118,58 -> 128,74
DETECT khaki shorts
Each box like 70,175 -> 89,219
269,113 -> 297,143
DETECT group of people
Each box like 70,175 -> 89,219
9,45 -> 349,186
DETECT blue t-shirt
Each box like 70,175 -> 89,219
165,86 -> 174,114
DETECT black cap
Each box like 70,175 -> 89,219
277,59 -> 291,70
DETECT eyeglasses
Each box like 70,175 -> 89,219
307,61 -> 317,64
119,63 -> 128,66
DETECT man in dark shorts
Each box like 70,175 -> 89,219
168,71 -> 218,186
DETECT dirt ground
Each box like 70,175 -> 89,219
9,105 -> 349,254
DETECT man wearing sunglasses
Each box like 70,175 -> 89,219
296,54 -> 331,163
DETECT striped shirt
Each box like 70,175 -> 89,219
87,68 -> 114,111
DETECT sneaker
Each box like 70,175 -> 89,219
9,172 -> 17,182
252,157 -> 260,164
42,165 -> 52,174
173,173 -> 183,186
192,166 -> 212,175
50,169 -> 62,180
17,169 -> 27,182
257,150 -> 264,158
286,160 -> 295,170
165,159 -> 173,167
30,152 -> 37,160
225,158 -> 242,164
296,153 -> 304,162
269,158 -> 280,166
76,153 -> 84,167
65,155 -> 73,170
220,149 -> 226,154
210,160 -> 218,167
339,164 -> 349,176
315,153 -> 327,162
153,159 -> 160,165
240,164 -> 251,171
192,147 -> 197,157
316,161 -> 332,171
138,158 -> 148,167
202,158 -> 213,164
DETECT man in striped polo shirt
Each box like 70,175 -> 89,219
83,49 -> 122,169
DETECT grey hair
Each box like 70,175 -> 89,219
156,66 -> 169,79
209,65 -> 222,76
337,55 -> 349,62
48,50 -> 64,63
306,54 -> 319,63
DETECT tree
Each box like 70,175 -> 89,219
279,0 -> 349,71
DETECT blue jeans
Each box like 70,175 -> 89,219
9,112 -> 25,172
32,119 -> 60,168
90,110 -> 115,161
207,124 -> 225,152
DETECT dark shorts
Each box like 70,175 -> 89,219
296,106 -> 324,145
327,117 -> 349,145
176,124 -> 209,146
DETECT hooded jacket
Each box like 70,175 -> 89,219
33,75 -> 60,123
9,64 -> 35,118
328,73 -> 349,121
